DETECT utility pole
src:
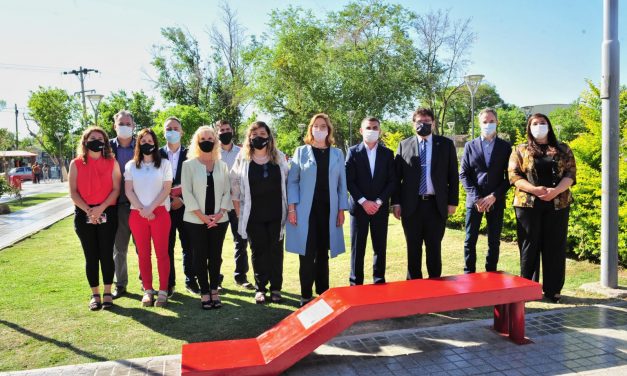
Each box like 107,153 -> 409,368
63,66 -> 99,127
14,104 -> 19,150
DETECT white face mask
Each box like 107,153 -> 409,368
116,125 -> 133,139
480,123 -> 497,137
363,129 -> 379,143
530,123 -> 549,139
312,129 -> 328,142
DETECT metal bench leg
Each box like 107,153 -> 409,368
508,301 -> 531,344
493,304 -> 509,335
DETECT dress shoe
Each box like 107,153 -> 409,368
112,285 -> 127,300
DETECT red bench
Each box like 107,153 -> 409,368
181,272 -> 542,376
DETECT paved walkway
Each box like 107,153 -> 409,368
3,302 -> 626,375
0,180 -> 68,203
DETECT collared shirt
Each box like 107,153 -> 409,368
481,136 -> 496,167
113,137 -> 136,203
166,144 -> 181,180
417,135 -> 435,195
358,142 -> 378,205
220,144 -> 241,171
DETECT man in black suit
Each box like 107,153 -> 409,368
159,116 -> 197,296
392,108 -> 459,279
346,117 -> 396,285
459,108 -> 512,273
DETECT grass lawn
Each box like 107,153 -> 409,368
0,214 -> 625,371
2,193 -> 68,213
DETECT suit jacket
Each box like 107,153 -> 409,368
159,146 -> 188,186
345,142 -> 396,215
181,158 -> 232,224
392,135 -> 459,219
459,137 -> 512,208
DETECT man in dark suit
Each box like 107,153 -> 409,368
346,117 -> 396,285
159,116 -> 197,296
459,108 -> 512,273
392,108 -> 459,279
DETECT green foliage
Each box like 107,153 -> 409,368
153,105 -> 212,147
443,83 -> 506,135
381,120 -> 413,152
0,128 -> 16,150
97,90 -> 157,136
0,176 -> 10,197
496,106 -> 526,143
549,103 -> 586,142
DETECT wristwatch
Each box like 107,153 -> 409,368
375,199 -> 383,206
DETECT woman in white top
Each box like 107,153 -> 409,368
124,128 -> 173,307
182,126 -> 232,310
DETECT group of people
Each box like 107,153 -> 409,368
31,162 -> 49,183
69,106 -> 576,311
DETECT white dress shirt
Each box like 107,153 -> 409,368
166,145 -> 181,181
358,142 -> 381,205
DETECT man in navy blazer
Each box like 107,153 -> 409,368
159,116 -> 196,296
459,108 -> 512,273
345,117 -> 396,285
392,108 -> 459,279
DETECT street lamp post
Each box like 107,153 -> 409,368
347,110 -> 356,148
446,121 -> 455,137
55,131 -> 65,182
87,93 -> 104,126
464,74 -> 484,139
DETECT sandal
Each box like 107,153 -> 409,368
270,290 -> 282,303
141,290 -> 155,307
155,290 -> 168,307
201,295 -> 212,310
211,290 -> 222,309
254,292 -> 266,304
102,293 -> 114,310
89,294 -> 102,311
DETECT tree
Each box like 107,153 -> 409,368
0,129 -> 16,150
549,103 -> 586,142
26,87 -> 80,179
443,83 -> 506,135
0,100 -> 6,111
413,9 -> 475,133
98,90 -> 157,136
496,107 -> 526,143
153,105 -> 212,146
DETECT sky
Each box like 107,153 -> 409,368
0,0 -> 625,138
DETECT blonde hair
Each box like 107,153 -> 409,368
76,126 -> 114,164
303,113 -> 335,146
187,125 -> 222,160
242,121 -> 281,164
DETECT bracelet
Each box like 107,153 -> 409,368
288,210 -> 295,213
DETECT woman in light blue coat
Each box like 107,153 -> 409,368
286,113 -> 349,306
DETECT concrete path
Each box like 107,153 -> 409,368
2,302 -> 625,376
0,180 -> 68,204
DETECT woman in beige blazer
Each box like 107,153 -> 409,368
182,126 -> 233,310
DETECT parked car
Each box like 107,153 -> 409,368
8,167 -> 33,181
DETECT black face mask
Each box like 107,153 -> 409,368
415,122 -> 432,137
140,143 -> 155,155
251,136 -> 269,150
86,139 -> 104,153
199,140 -> 215,153
219,132 -> 233,145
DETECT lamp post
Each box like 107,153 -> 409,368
464,74 -> 484,139
446,121 -> 455,137
347,110 -> 356,147
87,93 -> 104,126
55,131 -> 65,182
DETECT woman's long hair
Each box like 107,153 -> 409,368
76,126 -> 114,164
133,128 -> 162,168
303,113 -> 336,146
242,121 -> 281,164
187,125 -> 222,160
526,113 -> 559,157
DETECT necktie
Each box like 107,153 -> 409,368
419,141 -> 427,195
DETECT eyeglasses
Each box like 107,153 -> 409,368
263,163 -> 268,178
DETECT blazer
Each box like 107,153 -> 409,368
159,146 -> 187,186
391,135 -> 459,219
345,142 -> 396,215
181,158 -> 232,224
459,137 -> 512,208
286,145 -> 349,258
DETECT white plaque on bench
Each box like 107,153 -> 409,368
297,299 -> 334,330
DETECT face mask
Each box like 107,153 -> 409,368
219,132 -> 233,145
363,129 -> 379,143
116,125 -> 133,139
415,122 -> 432,137
86,139 -> 104,153
199,140 -> 215,153
312,129 -> 328,142
251,136 -> 269,150
481,123 -> 497,137
530,123 -> 549,139
165,130 -> 181,144
140,143 -> 155,155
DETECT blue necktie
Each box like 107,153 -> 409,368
419,140 -> 427,195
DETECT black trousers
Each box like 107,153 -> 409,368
299,200 -> 330,299
186,222 -> 228,294
349,208 -> 388,285
228,209 -> 250,283
401,198 -> 446,279
247,220 -> 283,293
74,205 -> 118,288
463,200 -> 505,273
515,200 -> 570,297
167,205 -> 194,288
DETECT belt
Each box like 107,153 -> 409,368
419,194 -> 435,200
